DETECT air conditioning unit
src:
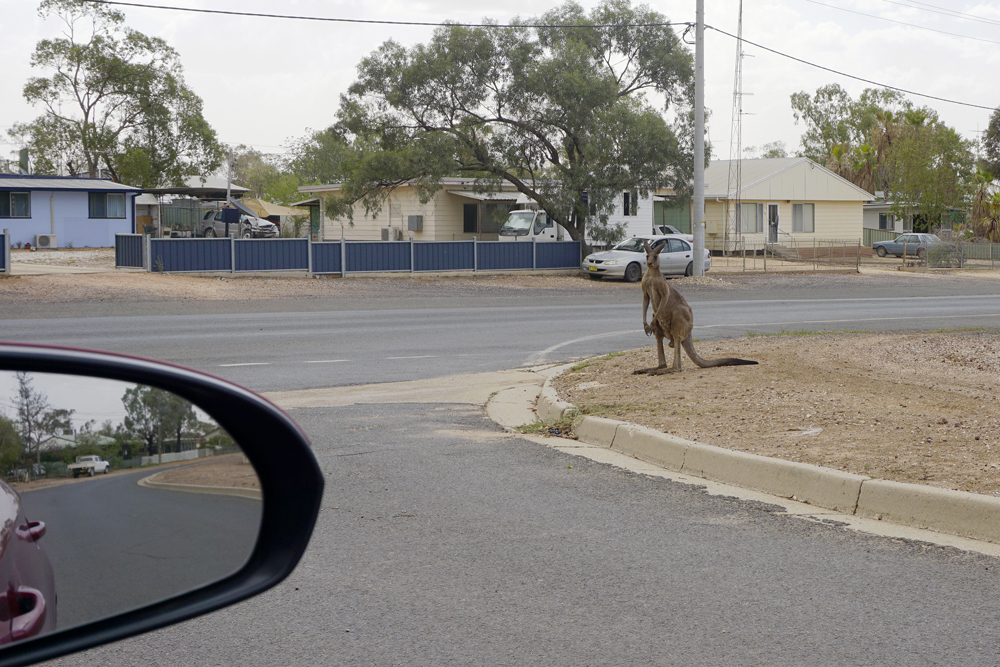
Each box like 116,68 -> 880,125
381,227 -> 404,241
34,234 -> 57,249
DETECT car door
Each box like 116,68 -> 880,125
661,238 -> 692,274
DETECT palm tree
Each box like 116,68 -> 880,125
971,169 -> 1000,241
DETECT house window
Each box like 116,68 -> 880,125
878,213 -> 894,230
736,202 -> 764,233
89,192 -> 126,218
463,204 -> 478,234
792,203 -> 815,233
0,192 -> 30,218
623,190 -> 638,216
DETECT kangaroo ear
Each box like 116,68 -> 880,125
643,241 -> 653,253
652,240 -> 665,255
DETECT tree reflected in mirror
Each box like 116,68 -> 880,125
0,371 -> 262,644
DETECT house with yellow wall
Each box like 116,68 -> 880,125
702,158 -> 873,252
297,178 -> 531,242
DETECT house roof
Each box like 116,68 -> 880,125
144,175 -> 249,198
446,190 -> 534,204
242,197 -> 309,218
39,432 -> 116,451
0,174 -> 142,192
299,177 -> 541,195
705,158 -> 874,202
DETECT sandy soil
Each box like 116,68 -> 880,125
551,330 -> 1000,497
149,453 -> 260,489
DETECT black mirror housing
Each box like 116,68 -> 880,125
0,343 -> 324,667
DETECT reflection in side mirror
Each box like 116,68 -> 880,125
0,371 -> 262,645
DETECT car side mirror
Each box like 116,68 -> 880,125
0,344 -> 323,667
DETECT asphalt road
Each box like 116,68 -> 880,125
3,289 -> 1000,392
21,468 -> 261,632
6,272 -> 1000,664
42,403 -> 1000,666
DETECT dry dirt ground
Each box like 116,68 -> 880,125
551,330 -> 1000,498
149,453 -> 260,489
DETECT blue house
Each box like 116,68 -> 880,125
0,174 -> 142,248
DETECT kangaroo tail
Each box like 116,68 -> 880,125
681,337 -> 758,368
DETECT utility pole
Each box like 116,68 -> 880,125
692,0 -> 706,275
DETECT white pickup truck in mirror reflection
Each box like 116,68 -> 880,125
0,371 -> 262,645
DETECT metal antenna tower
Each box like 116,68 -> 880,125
726,0 -> 745,254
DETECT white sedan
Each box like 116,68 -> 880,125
581,235 -> 711,282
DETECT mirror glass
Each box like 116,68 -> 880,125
0,371 -> 262,644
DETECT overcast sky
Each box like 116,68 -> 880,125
2,0 -> 998,168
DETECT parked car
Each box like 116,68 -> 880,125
67,455 -> 110,477
581,235 -> 711,282
201,209 -> 278,239
0,479 -> 56,645
872,233 -> 941,258
655,224 -> 694,241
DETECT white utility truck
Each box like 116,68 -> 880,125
68,455 -> 111,477
498,209 -> 571,242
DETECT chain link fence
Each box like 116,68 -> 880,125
710,239 -> 862,272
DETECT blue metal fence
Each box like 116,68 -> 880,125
536,241 -> 582,269
118,236 -> 580,275
114,234 -> 144,269
414,241 -> 475,272
346,241 -> 411,273
235,239 -> 309,272
311,242 -> 342,274
478,242 -> 534,270
1,229 -> 9,274
150,238 -> 232,272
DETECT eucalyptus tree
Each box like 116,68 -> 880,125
329,0 -> 695,244
9,0 -> 221,186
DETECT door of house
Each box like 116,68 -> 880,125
767,203 -> 780,244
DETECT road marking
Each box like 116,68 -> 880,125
527,311 -> 1000,363
304,360 -> 349,364
218,362 -> 271,367
386,355 -> 436,360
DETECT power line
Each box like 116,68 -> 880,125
82,1 -> 998,113
83,1 -> 686,28
890,0 -> 1000,28
802,0 -> 1000,46
706,24 -> 996,112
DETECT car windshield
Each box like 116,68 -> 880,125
612,239 -> 644,252
612,238 -> 663,253
501,211 -> 536,232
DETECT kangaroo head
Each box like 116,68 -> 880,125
642,240 -> 664,273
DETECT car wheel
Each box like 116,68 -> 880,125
917,247 -> 926,259
241,227 -> 253,239
89,468 -> 95,477
685,262 -> 694,277
587,273 -> 602,281
104,467 -> 110,474
624,262 -> 642,283
876,246 -> 887,257
204,228 -> 216,238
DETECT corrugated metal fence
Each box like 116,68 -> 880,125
116,236 -> 581,275
1,229 -> 9,275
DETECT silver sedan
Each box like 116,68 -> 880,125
581,235 -> 711,282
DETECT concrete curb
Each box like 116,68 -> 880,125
138,474 -> 262,500
540,375 -> 1000,544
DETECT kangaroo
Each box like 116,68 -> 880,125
634,240 -> 758,374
